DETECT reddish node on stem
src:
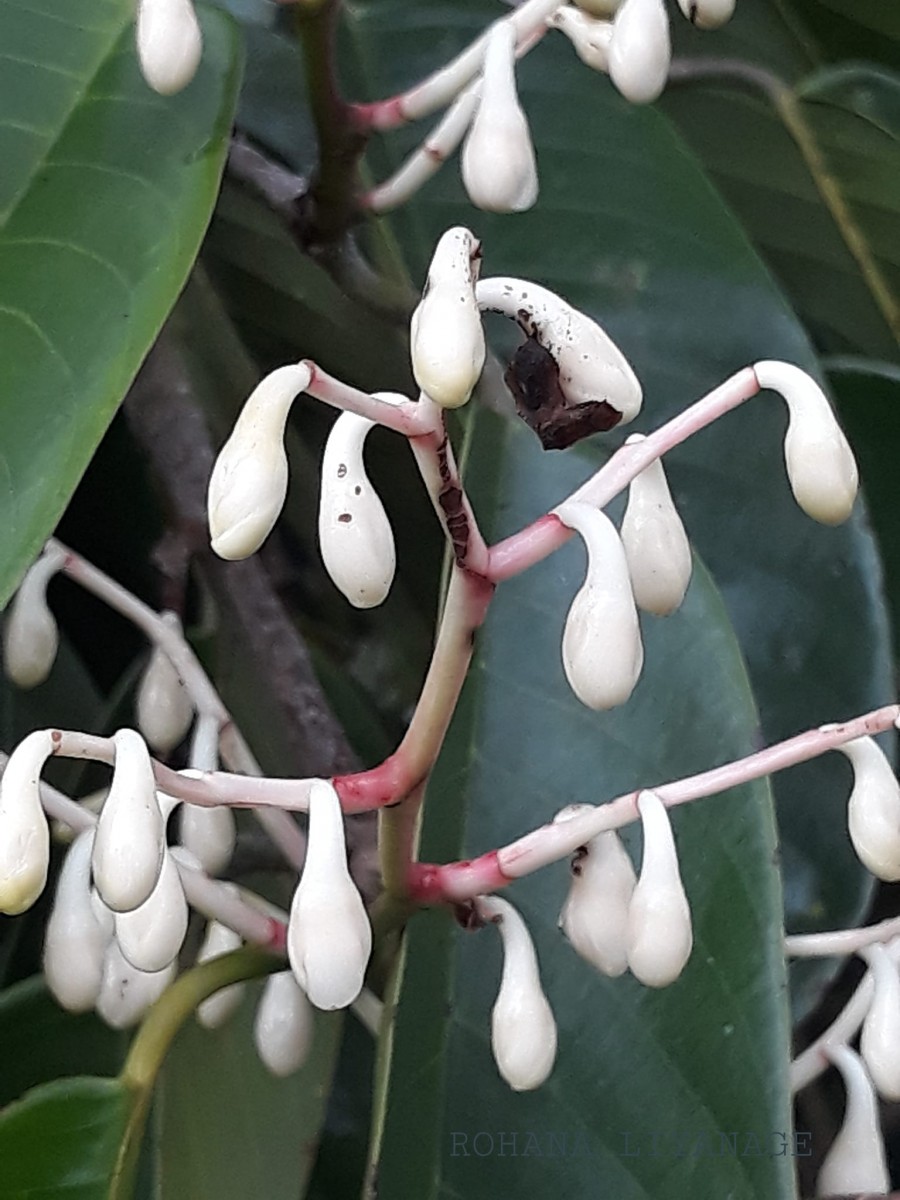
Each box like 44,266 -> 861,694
333,753 -> 408,813
267,918 -> 288,955
408,851 -> 510,905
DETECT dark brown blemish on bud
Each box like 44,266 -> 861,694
570,845 -> 589,877
337,463 -> 347,478
338,512 -> 352,523
436,435 -> 470,566
454,900 -> 487,931
689,1 -> 699,21
50,729 -> 62,746
354,485 -> 362,495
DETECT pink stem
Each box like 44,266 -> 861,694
303,361 -> 435,436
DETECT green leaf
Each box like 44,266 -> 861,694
0,0 -> 241,607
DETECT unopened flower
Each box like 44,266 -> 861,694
754,360 -> 858,526
480,894 -> 557,1091
3,552 -> 62,689
556,806 -> 636,976
626,791 -> 692,987
410,227 -> 485,409
136,617 -> 194,754
0,729 -> 54,915
197,905 -> 245,1029
554,501 -> 644,710
549,7 -> 614,73
92,729 -> 165,913
318,412 -> 396,609
114,848 -> 188,973
136,0 -> 203,96
620,435 -> 693,616
839,736 -> 900,882
43,830 -> 111,1012
461,21 -> 538,213
676,0 -> 735,29
287,780 -> 371,1011
254,970 -> 314,1078
608,0 -> 671,104
179,802 -> 235,877
860,943 -> 900,1101
207,363 -> 312,560
96,940 -> 176,1030
817,1045 -> 890,1197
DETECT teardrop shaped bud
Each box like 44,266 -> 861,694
0,729 -> 53,914
208,363 -> 312,560
860,943 -> 900,1101
626,791 -> 692,987
179,802 -> 236,877
136,617 -> 194,754
676,0 -> 735,29
288,780 -> 371,1011
318,412 -> 396,609
114,849 -> 188,973
550,7 -> 614,72
754,361 -> 858,526
840,736 -> 900,881
817,1045 -> 890,1197
555,806 -> 636,977
480,894 -> 557,1091
3,553 -> 61,689
410,227 -> 485,409
554,501 -> 644,710
136,0 -> 203,96
92,729 -> 165,913
461,22 -> 538,213
254,970 -> 314,1077
196,907 -> 245,1029
608,0 -> 671,104
44,830 -> 111,1012
620,435 -> 692,616
96,940 -> 176,1030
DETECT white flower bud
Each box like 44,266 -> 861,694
136,618 -> 194,754
136,0 -> 203,96
3,554 -> 61,689
254,970 -> 314,1077
96,940 -> 176,1030
410,227 -> 486,409
840,736 -> 900,882
207,363 -> 312,560
0,730 -> 53,915
318,412 -> 396,609
287,780 -> 371,1011
626,791 -> 692,987
114,849 -> 188,973
550,7 -> 614,72
754,360 -> 858,526
196,906 -> 245,1029
676,0 -> 735,29
860,944 -> 900,1102
620,435 -> 692,616
817,1045 -> 890,1197
480,894 -> 557,1091
179,803 -> 235,877
608,0 -> 671,104
43,831 -> 111,1012
554,501 -> 644,710
92,729 -> 165,913
461,22 -> 538,213
555,806 -> 636,977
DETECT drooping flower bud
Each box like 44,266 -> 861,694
839,736 -> 900,882
136,617 -> 194,754
816,1045 -> 890,1197
549,7 -> 614,72
754,360 -> 858,526
410,227 -> 485,409
254,970 -> 314,1078
3,552 -> 62,689
620,435 -> 693,616
461,22 -> 538,213
287,780 -> 371,1011
196,905 -> 245,1029
114,848 -> 188,973
0,730 -> 54,915
608,0 -> 671,104
860,943 -> 900,1101
96,941 -> 176,1030
554,501 -> 644,710
626,791 -> 692,987
207,363 -> 312,560
136,0 -> 203,96
555,805 -> 636,977
92,729 -> 165,913
179,802 -> 235,877
480,894 -> 557,1091
43,830 -> 111,1012
318,412 -> 396,609
676,0 -> 735,29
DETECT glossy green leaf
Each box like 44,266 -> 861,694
0,0 -> 241,608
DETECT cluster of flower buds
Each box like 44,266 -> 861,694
135,0 -> 203,96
